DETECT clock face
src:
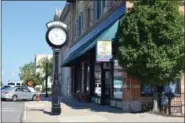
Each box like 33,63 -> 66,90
48,27 -> 67,46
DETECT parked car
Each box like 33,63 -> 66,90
1,85 -> 11,90
95,83 -> 101,96
1,86 -> 36,101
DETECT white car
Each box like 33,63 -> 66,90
95,83 -> 101,96
1,86 -> 36,101
8,82 -> 23,87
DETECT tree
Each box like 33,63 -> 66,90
38,57 -> 53,81
19,62 -> 35,84
32,73 -> 44,87
19,62 -> 42,87
117,0 -> 184,112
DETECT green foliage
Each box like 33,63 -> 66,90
19,57 -> 53,87
32,73 -> 44,87
19,62 -> 43,87
117,0 -> 184,85
38,57 -> 53,81
19,62 -> 35,84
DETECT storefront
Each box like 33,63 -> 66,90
62,3 -> 125,108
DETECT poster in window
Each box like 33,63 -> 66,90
96,41 -> 112,62
113,77 -> 123,99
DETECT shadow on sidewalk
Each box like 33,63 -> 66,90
28,108 -> 56,116
39,95 -> 123,114
60,97 -> 123,114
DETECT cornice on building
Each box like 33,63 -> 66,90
60,3 -> 71,21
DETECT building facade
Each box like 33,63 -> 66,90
35,54 -> 53,90
58,0 -> 184,114
56,5 -> 73,97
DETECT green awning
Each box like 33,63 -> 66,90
62,20 -> 120,67
62,4 -> 125,67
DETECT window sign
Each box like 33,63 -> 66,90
96,40 -> 112,62
113,76 -> 123,99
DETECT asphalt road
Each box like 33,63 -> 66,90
2,101 -> 25,123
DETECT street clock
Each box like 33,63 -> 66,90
46,26 -> 68,48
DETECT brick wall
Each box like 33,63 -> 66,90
122,72 -> 153,102
122,73 -> 184,113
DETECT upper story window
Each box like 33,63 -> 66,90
86,7 -> 91,28
76,13 -> 84,37
94,0 -> 105,20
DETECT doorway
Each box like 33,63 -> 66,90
103,70 -> 111,105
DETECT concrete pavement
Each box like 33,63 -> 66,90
22,97 -> 184,122
2,101 -> 24,123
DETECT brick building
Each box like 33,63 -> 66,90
57,0 -> 184,114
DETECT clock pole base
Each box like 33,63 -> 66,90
51,106 -> 61,115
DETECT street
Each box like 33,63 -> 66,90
2,101 -> 25,123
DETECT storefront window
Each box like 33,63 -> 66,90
141,80 -> 181,96
164,80 -> 181,96
113,76 -> 123,99
94,63 -> 101,96
113,59 -> 123,99
141,84 -> 153,96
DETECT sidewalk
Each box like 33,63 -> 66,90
22,96 -> 184,122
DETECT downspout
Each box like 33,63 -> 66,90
128,75 -> 132,112
129,75 -> 132,101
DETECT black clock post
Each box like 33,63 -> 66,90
45,21 -> 68,115
51,49 -> 61,115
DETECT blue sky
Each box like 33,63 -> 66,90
2,1 -> 66,84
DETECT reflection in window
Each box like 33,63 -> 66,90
141,80 -> 181,96
164,81 -> 180,95
141,84 -> 153,96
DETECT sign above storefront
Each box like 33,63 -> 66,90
96,40 -> 112,62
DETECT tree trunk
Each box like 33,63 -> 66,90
153,85 -> 159,112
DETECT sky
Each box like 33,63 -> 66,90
2,1 -> 66,85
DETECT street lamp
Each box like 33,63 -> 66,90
45,21 -> 68,115
45,57 -> 49,98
